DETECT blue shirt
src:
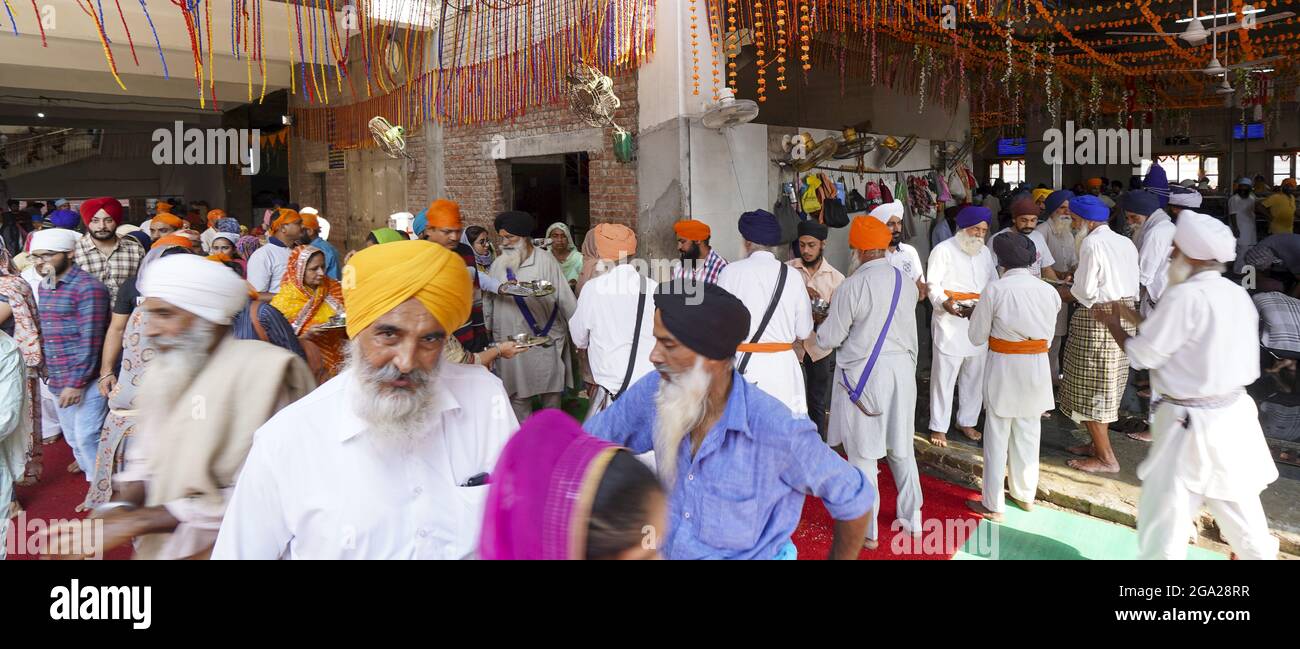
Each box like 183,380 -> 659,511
585,370 -> 873,559
311,237 -> 342,281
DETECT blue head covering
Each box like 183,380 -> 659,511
47,209 -> 80,229
738,209 -> 782,246
955,205 -> 991,229
1069,194 -> 1109,222
126,230 -> 153,249
1123,190 -> 1159,217
1043,190 -> 1074,217
412,209 -> 428,237
215,217 -> 241,234
1143,166 -> 1170,207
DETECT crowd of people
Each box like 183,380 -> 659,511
0,167 -> 1289,559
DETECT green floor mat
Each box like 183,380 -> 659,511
953,505 -> 1226,560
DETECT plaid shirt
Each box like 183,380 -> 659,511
73,233 -> 144,303
39,266 -> 111,391
673,248 -> 729,284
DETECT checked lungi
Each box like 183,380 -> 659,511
1058,299 -> 1138,424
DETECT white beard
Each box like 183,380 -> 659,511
496,248 -> 521,269
1165,254 -> 1195,289
653,357 -> 712,483
1050,215 -> 1072,236
1073,226 -> 1090,257
847,253 -> 862,275
345,340 -> 442,449
956,230 -> 985,256
1128,220 -> 1144,244
139,319 -> 219,425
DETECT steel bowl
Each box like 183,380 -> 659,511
811,298 -> 831,317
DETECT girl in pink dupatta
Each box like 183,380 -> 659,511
479,409 -> 666,560
0,246 -> 43,487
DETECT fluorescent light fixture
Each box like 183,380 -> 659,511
36,112 -> 45,118
1252,68 -> 1275,73
1176,9 -> 1264,23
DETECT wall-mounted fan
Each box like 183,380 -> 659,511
566,62 -> 634,162
701,88 -> 759,129
832,126 -> 878,160
369,116 -> 412,159
937,138 -> 973,171
776,133 -> 838,172
879,135 -> 917,168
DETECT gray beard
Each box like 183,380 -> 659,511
139,319 -> 219,424
1050,216 -> 1072,236
652,357 -> 711,484
345,339 -> 442,449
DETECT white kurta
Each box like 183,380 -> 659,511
887,243 -> 926,282
966,268 -> 1061,418
211,363 -> 518,560
717,250 -> 814,415
1071,224 -> 1140,308
1137,213 -> 1176,316
568,264 -> 658,395
1124,270 -> 1279,559
926,237 -> 998,357
990,228 -> 1057,279
0,333 -> 29,560
483,247 -> 578,399
816,258 -> 922,540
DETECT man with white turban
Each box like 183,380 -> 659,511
869,201 -> 927,300
42,254 -> 316,559
1094,212 -> 1279,559
215,240 -> 518,559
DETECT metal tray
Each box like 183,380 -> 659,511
500,280 -> 556,298
496,334 -> 554,349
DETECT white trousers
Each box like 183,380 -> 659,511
39,380 -> 62,439
845,452 -> 923,542
1049,335 -> 1064,383
929,350 -> 986,432
981,414 -> 1041,513
1137,451 -> 1279,560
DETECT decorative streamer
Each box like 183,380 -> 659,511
77,0 -> 127,90
29,0 -> 47,46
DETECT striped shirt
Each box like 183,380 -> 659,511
673,248 -> 729,284
38,266 -> 110,391
73,233 -> 145,303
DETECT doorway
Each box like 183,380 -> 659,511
509,152 -> 590,242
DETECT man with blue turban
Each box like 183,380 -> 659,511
716,209 -> 814,416
926,205 -> 998,447
1057,194 -> 1140,474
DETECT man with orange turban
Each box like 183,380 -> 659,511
671,218 -> 728,283
567,223 -> 656,421
148,212 -> 185,243
213,239 -> 518,559
816,215 -> 923,549
419,199 -> 493,352
246,208 -> 303,300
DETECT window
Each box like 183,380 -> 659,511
989,159 -> 1025,185
1275,154 -> 1296,186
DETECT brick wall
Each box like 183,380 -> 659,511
442,69 -> 640,233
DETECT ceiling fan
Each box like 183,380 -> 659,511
1105,0 -> 1295,46
1151,1 -> 1288,75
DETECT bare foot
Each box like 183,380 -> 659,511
1126,431 -> 1153,442
66,461 -> 82,474
863,537 -> 879,550
1007,495 -> 1034,512
929,431 -> 948,448
1067,457 -> 1121,473
957,426 -> 982,442
966,499 -> 1004,522
1067,443 -> 1096,457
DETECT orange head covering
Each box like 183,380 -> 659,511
1284,178 -> 1297,190
271,208 -> 302,234
151,213 -> 185,229
341,239 -> 472,339
589,223 -> 638,261
427,199 -> 463,230
155,201 -> 174,213
152,234 -> 194,250
206,209 -> 226,228
299,212 -> 319,230
673,219 -> 711,241
849,215 -> 892,251
1086,178 -> 1104,189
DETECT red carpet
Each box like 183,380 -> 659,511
793,465 -> 984,560
7,439 -> 130,560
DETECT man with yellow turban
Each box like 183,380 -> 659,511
246,208 -> 303,300
816,216 -> 923,549
671,219 -> 728,283
567,223 -> 656,421
484,210 -> 578,423
213,240 -> 519,559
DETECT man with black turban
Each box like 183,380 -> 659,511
585,280 -> 873,559
964,231 -> 1062,520
787,218 -> 843,439
484,210 -> 578,422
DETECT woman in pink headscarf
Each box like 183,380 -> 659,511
479,409 -> 666,560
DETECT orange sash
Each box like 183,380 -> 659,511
944,290 -> 981,301
736,342 -> 796,353
988,337 -> 1049,354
